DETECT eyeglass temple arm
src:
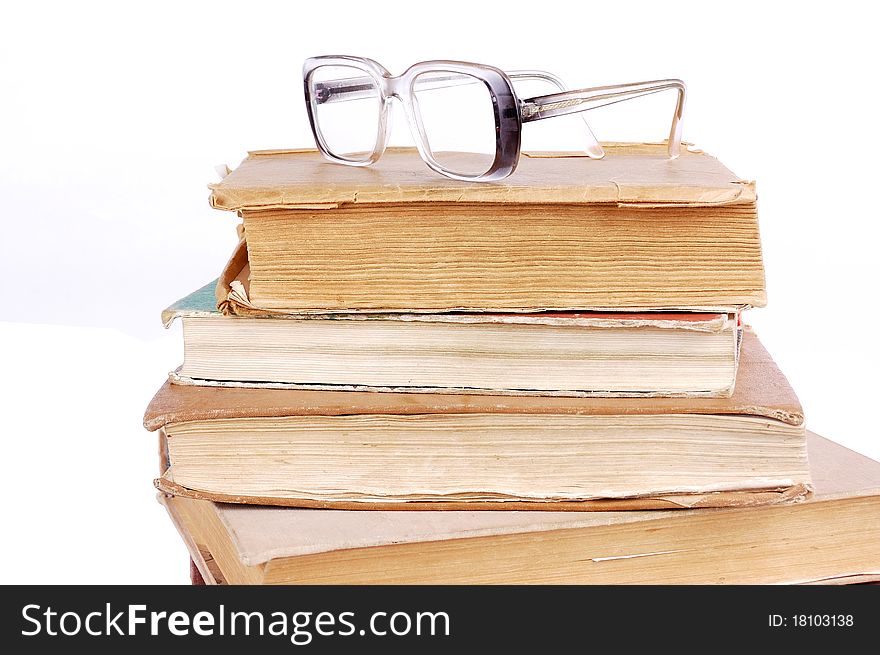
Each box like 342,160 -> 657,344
505,71 -> 604,158
520,79 -> 687,159
312,69 -> 605,158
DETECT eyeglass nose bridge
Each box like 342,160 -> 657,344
379,74 -> 410,100
373,77 -> 437,168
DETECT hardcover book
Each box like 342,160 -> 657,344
209,145 -> 766,314
165,280 -> 742,397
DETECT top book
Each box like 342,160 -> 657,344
210,144 -> 765,314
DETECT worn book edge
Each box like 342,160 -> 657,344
155,473 -> 811,512
208,144 -> 757,211
165,275 -> 735,330
215,239 -> 753,317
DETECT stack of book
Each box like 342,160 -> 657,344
145,145 -> 880,584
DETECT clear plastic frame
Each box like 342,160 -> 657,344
303,56 -> 686,182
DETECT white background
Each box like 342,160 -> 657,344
1,1 -> 878,584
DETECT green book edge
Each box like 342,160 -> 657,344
162,280 -> 220,327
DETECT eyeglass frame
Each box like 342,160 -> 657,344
303,55 -> 685,182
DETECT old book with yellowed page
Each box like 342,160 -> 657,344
161,432 -> 880,585
209,145 -> 766,314
165,280 -> 742,397
144,329 -> 809,510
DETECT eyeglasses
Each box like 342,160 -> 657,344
303,55 -> 686,182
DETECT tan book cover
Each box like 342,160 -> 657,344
162,433 -> 880,585
208,145 -> 766,314
209,144 -> 755,210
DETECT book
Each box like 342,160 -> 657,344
161,432 -> 880,584
144,329 -> 809,510
210,145 -> 766,314
165,280 -> 742,397
190,558 -> 207,585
